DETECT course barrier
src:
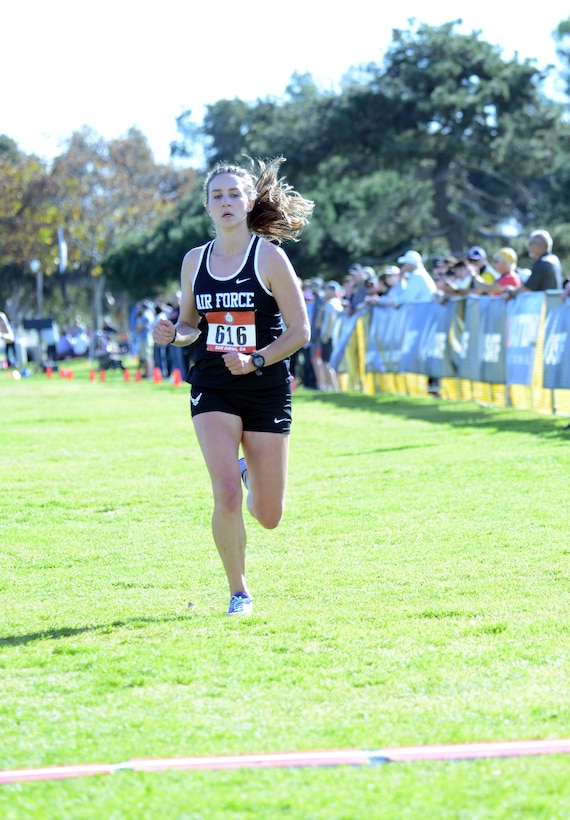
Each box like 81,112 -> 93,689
2,738 -> 570,783
329,292 -> 570,417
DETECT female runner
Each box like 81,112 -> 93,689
153,157 -> 313,615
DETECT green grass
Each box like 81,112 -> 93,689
1,363 -> 570,818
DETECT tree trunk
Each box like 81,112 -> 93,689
433,155 -> 465,253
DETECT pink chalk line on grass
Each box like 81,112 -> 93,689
1,739 -> 570,785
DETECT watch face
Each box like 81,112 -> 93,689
252,353 -> 265,368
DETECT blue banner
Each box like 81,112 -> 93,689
543,293 -> 570,389
505,292 -> 544,386
448,297 -> 466,374
399,301 -> 456,377
479,296 -> 507,385
366,305 -> 407,373
329,308 -> 367,372
330,293 -> 567,389
458,296 -> 483,381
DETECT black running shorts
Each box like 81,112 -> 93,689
189,384 -> 292,434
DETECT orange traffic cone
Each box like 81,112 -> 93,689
123,368 -> 131,382
89,368 -> 96,381
99,369 -> 106,382
153,367 -> 163,384
67,368 -> 74,379
46,366 -> 53,378
135,369 -> 142,382
172,368 -> 182,386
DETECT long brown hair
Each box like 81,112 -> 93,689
205,156 -> 314,243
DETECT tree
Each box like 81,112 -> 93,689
0,135 -> 20,163
105,21 -> 570,288
332,20 -> 564,252
51,127 -> 196,274
0,145 -> 63,318
0,127 -> 197,328
104,182 -> 211,300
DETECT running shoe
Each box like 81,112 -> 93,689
239,456 -> 250,490
227,592 -> 253,616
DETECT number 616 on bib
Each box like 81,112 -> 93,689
205,310 -> 256,353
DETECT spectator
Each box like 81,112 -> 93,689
438,258 -> 483,299
0,310 -> 15,367
345,264 -> 375,315
341,264 -> 361,310
320,281 -> 345,391
473,248 -> 522,295
353,274 -> 380,310
526,230 -> 562,290
340,264 -> 372,390
431,255 -> 458,289
369,266 -> 403,306
395,250 -> 438,304
372,271 -> 391,299
68,316 -> 89,356
298,280 -> 318,388
308,277 -> 326,391
43,320 -> 60,362
504,230 -> 562,298
56,316 -> 88,358
467,246 -> 496,284
133,299 -> 155,378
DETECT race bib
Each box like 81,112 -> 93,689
205,310 -> 257,353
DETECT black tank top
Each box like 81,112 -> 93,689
186,235 -> 291,389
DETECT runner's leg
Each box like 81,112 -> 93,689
193,412 -> 249,596
241,431 -> 289,529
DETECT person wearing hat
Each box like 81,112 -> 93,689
395,250 -> 437,304
467,246 -> 496,284
373,266 -> 404,307
473,248 -> 522,295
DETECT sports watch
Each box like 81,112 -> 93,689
251,352 -> 265,376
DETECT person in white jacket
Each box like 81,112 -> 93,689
395,250 -> 438,304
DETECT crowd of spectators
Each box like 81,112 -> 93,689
2,229 -> 569,381
129,292 -> 189,379
0,292 -> 190,377
295,228 -> 568,391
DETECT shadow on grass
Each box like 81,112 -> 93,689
295,388 -> 570,440
0,616 -> 193,647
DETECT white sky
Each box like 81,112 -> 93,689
3,1 -> 568,165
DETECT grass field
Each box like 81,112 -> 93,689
1,363 -> 570,818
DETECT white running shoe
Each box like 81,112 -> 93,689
239,456 -> 250,491
227,592 -> 253,616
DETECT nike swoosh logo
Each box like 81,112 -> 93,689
236,277 -> 251,285
191,392 -> 203,406
274,417 -> 289,424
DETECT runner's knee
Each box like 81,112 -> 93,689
213,478 -> 243,517
251,499 -> 284,530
